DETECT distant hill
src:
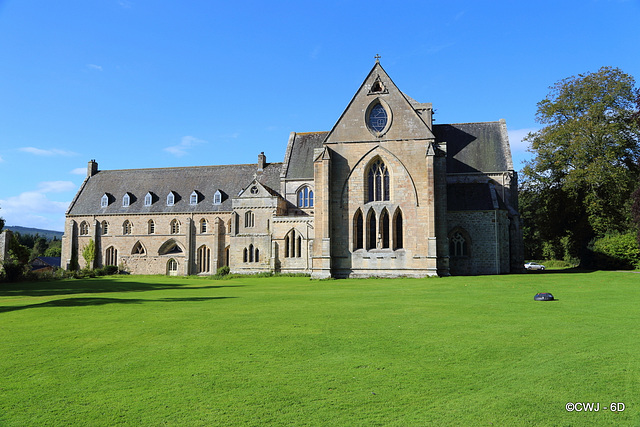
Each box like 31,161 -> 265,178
4,226 -> 64,240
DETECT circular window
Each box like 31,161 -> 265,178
366,100 -> 391,136
250,186 -> 259,194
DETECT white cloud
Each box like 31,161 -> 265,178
71,167 -> 87,175
19,147 -> 78,156
163,136 -> 207,157
87,64 -> 103,71
0,181 -> 76,231
0,192 -> 70,231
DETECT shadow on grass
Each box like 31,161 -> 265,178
0,296 -> 236,313
0,277 -> 246,298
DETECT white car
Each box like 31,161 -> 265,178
524,262 -> 545,271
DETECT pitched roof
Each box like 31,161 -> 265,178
67,162 -> 282,216
283,132 -> 327,179
434,121 -> 513,173
447,183 -> 507,211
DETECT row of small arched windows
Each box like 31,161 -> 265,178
353,208 -> 403,251
243,244 -> 260,263
79,218 -> 210,236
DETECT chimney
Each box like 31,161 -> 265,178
88,159 -> 98,177
258,152 -> 266,171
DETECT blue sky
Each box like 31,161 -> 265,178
1,0 -> 639,231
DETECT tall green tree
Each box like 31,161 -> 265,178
522,67 -> 640,263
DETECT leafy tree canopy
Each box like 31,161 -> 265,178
522,67 -> 640,261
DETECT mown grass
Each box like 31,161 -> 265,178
1,271 -> 639,426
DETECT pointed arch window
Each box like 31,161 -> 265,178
170,219 -> 180,234
159,240 -> 183,255
367,159 -> 390,202
148,219 -> 155,234
101,194 -> 109,208
214,190 -> 222,205
197,245 -> 211,273
393,209 -> 404,250
101,220 -> 109,235
200,218 -> 207,233
248,244 -> 254,262
297,186 -> 314,208
144,192 -> 153,207
105,246 -> 118,266
245,211 -> 255,228
367,210 -> 377,250
353,210 -> 364,250
450,231 -> 469,257
122,193 -> 131,207
284,229 -> 303,258
123,220 -> 132,235
380,209 -> 390,249
79,221 -> 89,236
132,241 -> 145,255
190,191 -> 199,205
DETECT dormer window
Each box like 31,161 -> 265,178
122,193 -> 131,207
101,194 -> 109,208
190,191 -> 198,205
144,192 -> 153,207
214,190 -> 222,205
167,192 -> 175,206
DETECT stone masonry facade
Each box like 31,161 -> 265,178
62,62 -> 524,277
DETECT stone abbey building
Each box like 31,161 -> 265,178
62,62 -> 524,277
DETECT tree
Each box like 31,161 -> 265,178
30,237 -> 49,262
0,205 -> 4,232
82,239 -> 96,269
522,67 -> 640,263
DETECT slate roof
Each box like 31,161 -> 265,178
284,132 -> 328,179
67,163 -> 282,216
434,122 -> 513,173
447,183 -> 507,211
32,257 -> 62,268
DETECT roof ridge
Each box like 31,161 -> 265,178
100,162 -> 284,173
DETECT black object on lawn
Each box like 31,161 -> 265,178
534,292 -> 554,301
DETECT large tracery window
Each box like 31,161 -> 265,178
367,159 -> 390,202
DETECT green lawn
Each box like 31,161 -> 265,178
1,271 -> 639,426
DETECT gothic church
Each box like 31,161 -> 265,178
62,61 -> 524,277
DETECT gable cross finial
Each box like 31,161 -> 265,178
374,54 -> 381,63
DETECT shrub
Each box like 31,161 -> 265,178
590,232 -> 640,270
216,266 -> 230,276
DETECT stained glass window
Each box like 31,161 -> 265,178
368,103 -> 387,133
